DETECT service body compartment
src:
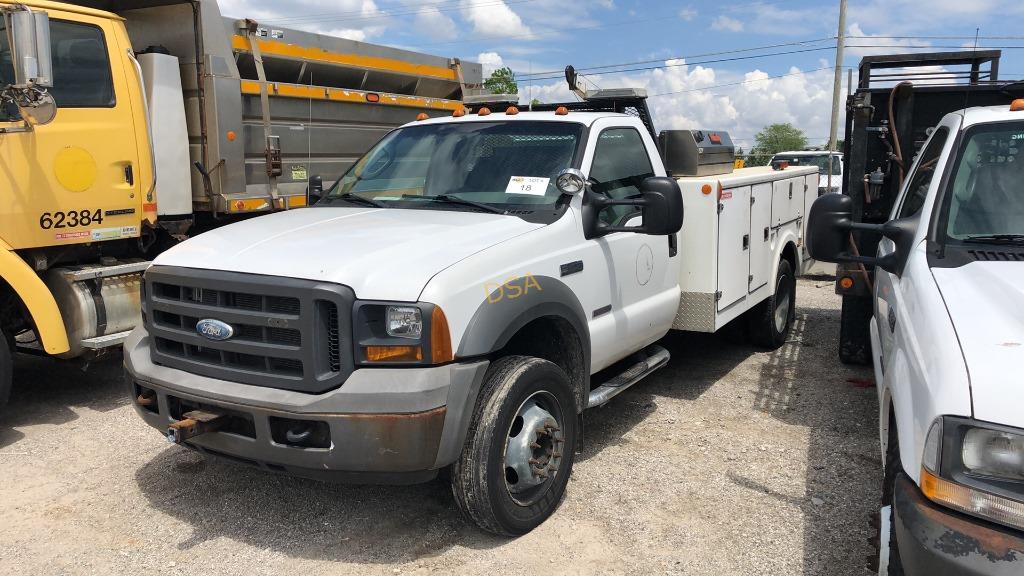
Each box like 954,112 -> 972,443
672,165 -> 818,333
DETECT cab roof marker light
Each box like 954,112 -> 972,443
478,107 -> 491,116
415,113 -> 429,121
453,107 -> 466,117
1011,99 -> 1024,112
555,106 -> 569,116
506,106 -> 519,115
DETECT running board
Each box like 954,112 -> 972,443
81,331 -> 132,350
587,345 -> 670,409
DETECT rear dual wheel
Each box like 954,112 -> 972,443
451,356 -> 578,536
749,259 -> 796,349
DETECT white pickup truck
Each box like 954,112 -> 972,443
125,92 -> 818,535
808,102 -> 1024,574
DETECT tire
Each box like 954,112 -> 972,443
451,356 -> 578,536
748,259 -> 796,349
839,294 -> 873,365
880,416 -> 905,575
0,327 -> 11,412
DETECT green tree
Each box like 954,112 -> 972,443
484,67 -> 519,95
749,123 -> 808,165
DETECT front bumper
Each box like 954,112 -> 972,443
124,328 -> 489,484
894,473 -> 1024,574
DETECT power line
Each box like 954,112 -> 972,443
522,46 -> 838,82
519,37 -> 836,78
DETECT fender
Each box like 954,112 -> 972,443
772,228 -> 801,280
457,275 -> 591,410
0,241 -> 70,355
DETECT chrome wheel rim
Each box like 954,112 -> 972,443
502,390 -> 565,506
774,276 -> 792,334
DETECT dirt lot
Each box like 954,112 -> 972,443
0,279 -> 878,576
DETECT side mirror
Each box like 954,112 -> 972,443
307,174 -> 323,204
806,193 -> 916,276
4,7 -> 52,88
806,193 -> 853,262
2,7 -> 57,127
583,176 -> 684,239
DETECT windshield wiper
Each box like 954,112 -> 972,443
962,234 -> 1024,245
328,193 -> 385,208
400,194 -> 506,214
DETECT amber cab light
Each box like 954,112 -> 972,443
1011,99 -> 1024,112
506,106 -> 519,115
478,107 -> 491,116
555,106 -> 569,116
415,112 -> 429,121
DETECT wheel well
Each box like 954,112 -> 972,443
781,241 -> 799,275
0,277 -> 27,346
498,315 -> 587,410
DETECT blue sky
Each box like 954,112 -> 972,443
220,0 -> 1024,149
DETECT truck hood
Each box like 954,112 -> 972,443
154,207 -> 544,301
932,262 -> 1024,426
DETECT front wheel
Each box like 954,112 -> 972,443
749,259 -> 796,349
451,356 -> 578,536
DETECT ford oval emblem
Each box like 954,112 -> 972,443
196,318 -> 234,341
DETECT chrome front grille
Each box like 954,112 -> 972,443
144,267 -> 354,394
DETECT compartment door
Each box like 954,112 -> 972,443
771,178 -> 800,227
748,182 -> 772,293
716,185 -> 751,311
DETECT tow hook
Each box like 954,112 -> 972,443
166,409 -> 227,444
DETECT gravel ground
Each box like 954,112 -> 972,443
0,278 -> 878,576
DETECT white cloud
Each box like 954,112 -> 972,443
477,52 -> 506,76
528,60 -> 840,149
711,15 -> 744,32
461,0 -> 531,37
218,0 -> 389,41
415,6 -> 457,41
678,7 -> 698,21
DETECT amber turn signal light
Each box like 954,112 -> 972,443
365,345 -> 423,362
431,306 -> 453,363
839,276 -> 855,290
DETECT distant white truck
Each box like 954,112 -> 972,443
770,150 -> 843,196
125,89 -> 818,535
808,102 -> 1024,574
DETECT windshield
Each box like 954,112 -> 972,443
771,154 -> 840,173
943,121 -> 1024,241
321,121 -> 584,212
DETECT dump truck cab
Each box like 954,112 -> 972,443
0,0 -> 480,410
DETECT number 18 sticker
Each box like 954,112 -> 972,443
505,176 -> 549,196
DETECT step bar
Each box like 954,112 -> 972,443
587,345 -> 670,409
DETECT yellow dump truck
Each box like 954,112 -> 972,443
0,0 -> 482,407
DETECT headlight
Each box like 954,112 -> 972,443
919,416 -> 1024,531
386,306 -> 422,339
353,302 -> 452,365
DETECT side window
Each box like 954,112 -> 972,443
0,19 -> 18,121
897,127 -> 949,219
590,128 -> 655,225
48,20 -> 114,108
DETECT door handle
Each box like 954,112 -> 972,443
124,164 -> 134,186
764,227 -> 770,241
888,307 -> 897,333
742,234 -> 750,250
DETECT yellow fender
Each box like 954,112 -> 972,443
0,240 -> 70,355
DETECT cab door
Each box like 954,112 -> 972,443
0,10 -> 144,251
576,119 -> 680,371
875,124 -> 952,369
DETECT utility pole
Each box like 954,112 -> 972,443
826,0 -> 847,192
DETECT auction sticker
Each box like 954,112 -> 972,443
505,176 -> 549,196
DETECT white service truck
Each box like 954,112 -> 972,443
125,89 -> 819,535
807,102 -> 1024,574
